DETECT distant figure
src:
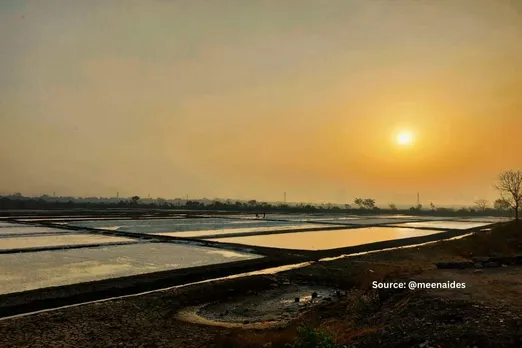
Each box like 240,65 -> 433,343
255,213 -> 259,219
263,212 -> 266,218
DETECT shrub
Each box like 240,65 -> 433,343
287,325 -> 339,348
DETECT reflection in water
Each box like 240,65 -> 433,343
205,249 -> 256,258
391,221 -> 492,230
208,227 -> 442,251
318,233 -> 475,262
0,227 -> 72,235
0,243 -> 261,294
152,224 -> 333,238
0,234 -> 136,250
74,218 -> 319,234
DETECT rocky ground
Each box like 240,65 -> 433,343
1,222 -> 521,348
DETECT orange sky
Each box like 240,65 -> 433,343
1,0 -> 521,206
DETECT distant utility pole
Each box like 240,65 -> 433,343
186,194 -> 189,200
53,192 -> 56,197
284,192 -> 287,203
116,192 -> 119,198
417,193 -> 420,205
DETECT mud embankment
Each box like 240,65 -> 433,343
0,255 -> 306,319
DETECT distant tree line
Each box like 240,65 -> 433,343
0,193 -> 514,217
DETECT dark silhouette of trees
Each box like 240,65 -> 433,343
410,204 -> 423,211
495,170 -> 522,223
363,198 -> 376,209
474,199 -> 489,212
354,198 -> 376,210
494,198 -> 510,212
0,191 -> 513,218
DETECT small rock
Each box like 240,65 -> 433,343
474,269 -> 483,274
263,342 -> 273,348
295,297 -> 300,303
502,264 -> 508,268
419,340 -> 429,348
474,263 -> 483,268
311,292 -> 318,299
243,320 -> 250,324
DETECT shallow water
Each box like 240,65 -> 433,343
0,234 -> 137,250
0,243 -> 261,294
0,222 -> 20,228
152,223 -> 335,238
317,218 -> 417,225
389,221 -> 492,230
0,226 -> 73,236
70,218 -> 326,234
207,227 -> 442,250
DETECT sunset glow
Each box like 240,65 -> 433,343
396,131 -> 414,146
1,0 -> 522,206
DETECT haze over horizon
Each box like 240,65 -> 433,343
1,0 -> 521,207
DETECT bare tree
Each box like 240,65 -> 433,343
495,170 -> 522,223
474,199 -> 489,212
389,203 -> 397,211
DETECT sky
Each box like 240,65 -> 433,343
1,0 -> 521,207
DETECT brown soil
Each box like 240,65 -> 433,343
1,222 -> 521,348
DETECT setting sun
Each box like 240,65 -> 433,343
396,131 -> 414,145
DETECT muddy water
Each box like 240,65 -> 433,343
178,284 -> 336,328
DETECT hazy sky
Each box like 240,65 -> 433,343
1,0 -> 521,206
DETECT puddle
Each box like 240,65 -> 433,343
177,284 -> 336,328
